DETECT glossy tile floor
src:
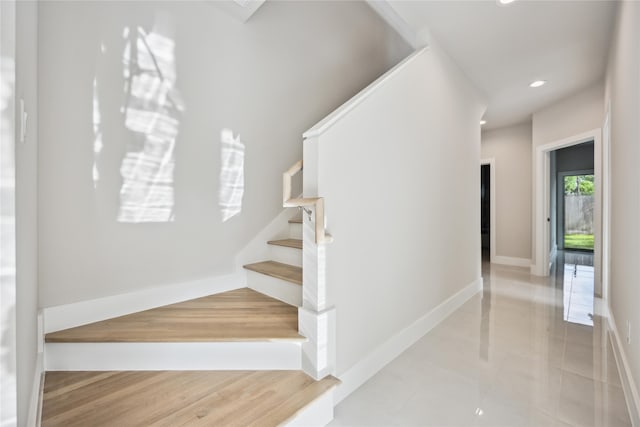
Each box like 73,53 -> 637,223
330,251 -> 631,426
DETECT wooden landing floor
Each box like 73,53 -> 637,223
42,370 -> 340,427
45,288 -> 304,343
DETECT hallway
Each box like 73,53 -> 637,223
331,254 -> 631,426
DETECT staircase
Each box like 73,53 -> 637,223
40,161 -> 338,426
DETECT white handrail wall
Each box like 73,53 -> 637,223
303,45 -> 486,395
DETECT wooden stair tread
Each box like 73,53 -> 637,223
288,216 -> 303,224
41,371 -> 340,427
267,238 -> 303,249
44,288 -> 304,343
243,261 -> 302,285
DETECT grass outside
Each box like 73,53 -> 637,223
565,234 -> 594,250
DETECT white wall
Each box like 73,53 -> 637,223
15,1 -> 39,424
37,1 -> 411,307
605,1 -> 640,420
532,83 -> 604,149
481,122 -> 532,261
305,44 -> 485,375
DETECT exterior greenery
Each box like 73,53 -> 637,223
564,174 -> 594,195
564,234 -> 594,250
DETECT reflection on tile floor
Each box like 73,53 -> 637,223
560,251 -> 595,326
330,251 -> 631,427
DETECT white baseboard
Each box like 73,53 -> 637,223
550,244 -> 558,264
45,341 -> 302,371
333,277 -> 483,403
493,255 -> 531,268
608,310 -> 640,426
43,273 -> 244,333
26,352 -> 43,427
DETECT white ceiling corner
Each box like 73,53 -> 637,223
210,0 -> 266,23
365,1 -> 422,49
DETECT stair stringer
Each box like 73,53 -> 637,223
235,198 -> 302,271
237,199 -> 303,305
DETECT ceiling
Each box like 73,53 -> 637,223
381,0 -> 618,130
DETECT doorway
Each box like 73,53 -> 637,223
481,164 -> 490,260
480,159 -> 496,264
533,129 -> 603,297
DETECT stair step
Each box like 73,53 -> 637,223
243,261 -> 302,285
41,370 -> 340,427
45,288 -> 304,343
267,238 -> 303,249
289,216 -> 303,224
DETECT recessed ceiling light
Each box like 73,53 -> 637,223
529,80 -> 546,88
480,120 -> 487,125
498,0 -> 516,4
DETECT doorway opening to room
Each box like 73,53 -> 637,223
481,164 -> 490,261
548,140 -> 596,326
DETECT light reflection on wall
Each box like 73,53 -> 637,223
0,54 -> 17,426
219,129 -> 245,222
118,22 -> 184,223
92,77 -> 103,188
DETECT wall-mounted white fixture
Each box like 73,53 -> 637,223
529,80 -> 546,88
480,120 -> 487,125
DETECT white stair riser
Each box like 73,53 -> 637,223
289,223 -> 302,239
247,271 -> 302,307
282,389 -> 335,427
268,244 -> 303,267
45,342 -> 302,371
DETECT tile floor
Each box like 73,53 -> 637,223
330,251 -> 631,426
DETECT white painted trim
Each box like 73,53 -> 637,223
365,0 -> 420,49
43,273 -> 244,333
303,48 -> 428,139
480,158 -> 496,264
549,244 -> 558,269
333,277 -> 483,403
532,128 -> 602,279
601,106 -> 611,305
45,341 -> 302,371
26,352 -> 43,427
493,256 -> 531,268
608,310 -> 640,426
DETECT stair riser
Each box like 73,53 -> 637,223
289,222 -> 302,239
247,271 -> 302,307
268,244 -> 303,267
282,390 -> 335,427
45,342 -> 302,371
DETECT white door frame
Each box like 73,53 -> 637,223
480,158 -> 496,264
531,128 -> 603,296
601,105 -> 611,304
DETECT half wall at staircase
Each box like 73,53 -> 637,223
303,43 -> 486,383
